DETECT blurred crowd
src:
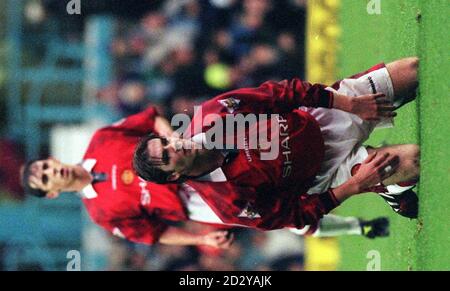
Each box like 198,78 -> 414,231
98,0 -> 308,119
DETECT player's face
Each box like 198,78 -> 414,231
27,158 -> 75,198
146,136 -> 201,176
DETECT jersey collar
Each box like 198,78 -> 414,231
196,167 -> 227,182
80,159 -> 98,199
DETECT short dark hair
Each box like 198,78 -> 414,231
133,133 -> 177,184
21,160 -> 47,198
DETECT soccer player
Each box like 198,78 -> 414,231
22,109 -> 389,249
133,58 -> 420,234
21,106 -> 234,249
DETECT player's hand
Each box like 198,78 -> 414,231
202,230 -> 234,249
351,151 -> 400,193
349,93 -> 397,121
334,92 -> 396,121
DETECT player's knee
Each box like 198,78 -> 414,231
409,144 -> 420,161
402,144 -> 420,160
388,58 -> 419,93
405,159 -> 420,179
407,57 -> 419,81
403,144 -> 420,176
410,57 -> 419,68
396,57 -> 418,87
392,57 -> 418,68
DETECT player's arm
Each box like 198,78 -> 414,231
216,79 -> 334,114
260,78 -> 335,110
333,92 -> 396,121
108,217 -> 233,248
154,116 -> 174,137
158,226 -> 234,249
111,106 -> 172,135
267,78 -> 396,120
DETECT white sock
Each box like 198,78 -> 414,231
312,214 -> 362,237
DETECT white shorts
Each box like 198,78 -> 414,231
301,65 -> 396,194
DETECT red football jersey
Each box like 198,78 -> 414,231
81,107 -> 187,244
184,78 -> 340,231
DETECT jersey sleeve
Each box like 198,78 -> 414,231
110,106 -> 159,135
258,189 -> 340,231
294,190 -> 341,226
217,78 -> 334,114
263,78 -> 334,109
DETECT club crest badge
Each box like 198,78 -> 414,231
238,202 -> 261,219
121,169 -> 135,185
218,98 -> 240,113
112,227 -> 125,239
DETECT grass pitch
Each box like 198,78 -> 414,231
337,0 -> 450,271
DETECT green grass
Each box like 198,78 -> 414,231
336,0 -> 450,270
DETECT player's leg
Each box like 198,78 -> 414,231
313,215 -> 362,237
289,214 -> 389,239
385,57 -> 419,108
366,144 -> 420,186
